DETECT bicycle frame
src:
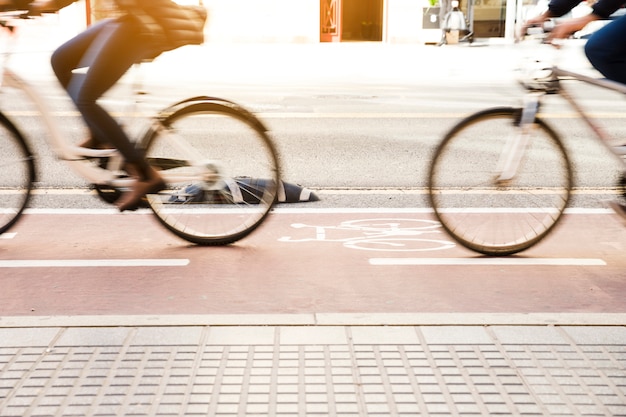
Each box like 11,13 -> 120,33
0,44 -> 210,190
1,67 -> 128,186
550,67 -> 626,158
500,65 -> 626,182
0,12 -> 138,188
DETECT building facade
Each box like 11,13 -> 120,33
84,0 -> 532,44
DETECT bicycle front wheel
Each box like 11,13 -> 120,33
428,107 -> 572,256
0,112 -> 35,235
140,98 -> 280,245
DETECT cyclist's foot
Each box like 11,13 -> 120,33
608,200 -> 626,226
116,166 -> 165,212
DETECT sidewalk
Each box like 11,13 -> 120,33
8,15 -> 595,89
1,314 -> 625,416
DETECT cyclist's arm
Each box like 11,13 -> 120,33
521,0 -> 581,35
591,0 -> 626,18
29,0 -> 78,13
549,0 -> 624,39
550,13 -> 600,38
546,0 -> 584,17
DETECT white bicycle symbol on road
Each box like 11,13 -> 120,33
279,218 -> 455,252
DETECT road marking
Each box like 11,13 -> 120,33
9,207 -> 615,215
369,258 -> 607,266
1,187 -> 618,196
0,259 -> 190,268
8,110 -> 626,119
258,112 -> 626,119
317,188 -> 620,195
0,233 -> 16,240
274,208 -> 614,214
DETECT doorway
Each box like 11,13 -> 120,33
320,0 -> 384,42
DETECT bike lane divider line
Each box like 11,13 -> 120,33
0,259 -> 190,268
18,207 -> 616,214
369,258 -> 607,266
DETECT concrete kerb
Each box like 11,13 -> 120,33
0,313 -> 625,328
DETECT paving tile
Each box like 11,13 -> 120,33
206,326 -> 276,345
490,326 -> 569,345
0,328 -> 60,347
350,326 -> 419,345
279,326 -> 348,345
563,326 -> 626,345
131,326 -> 204,345
55,327 -> 131,346
420,326 -> 492,344
1,323 -> 625,416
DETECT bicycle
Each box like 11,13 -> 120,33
427,36 -> 626,256
0,11 -> 281,245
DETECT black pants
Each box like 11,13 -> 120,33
585,14 -> 626,85
51,17 -> 148,169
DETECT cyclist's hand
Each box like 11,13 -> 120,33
547,14 -> 599,45
519,12 -> 551,41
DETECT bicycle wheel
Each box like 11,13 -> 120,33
428,107 -> 572,256
0,112 -> 35,235
140,98 -> 280,245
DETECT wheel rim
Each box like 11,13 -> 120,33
429,109 -> 572,255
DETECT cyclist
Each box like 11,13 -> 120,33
28,0 -> 206,211
524,0 -> 626,223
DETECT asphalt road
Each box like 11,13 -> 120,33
1,25 -> 623,207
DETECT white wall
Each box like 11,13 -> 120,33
385,0 -> 433,43
203,0 -> 319,43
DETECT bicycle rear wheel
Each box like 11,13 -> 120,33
0,112 -> 35,235
140,98 -> 280,245
428,107 -> 572,256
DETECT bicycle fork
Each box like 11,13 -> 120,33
495,92 -> 543,184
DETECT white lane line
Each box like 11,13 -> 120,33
22,208 -> 137,215
13,208 -> 614,215
0,233 -> 16,240
0,259 -> 190,268
8,207 -> 614,216
6,111 -> 626,119
273,208 -> 614,215
369,258 -> 607,266
3,188 -> 618,196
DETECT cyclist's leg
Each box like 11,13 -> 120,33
51,19 -> 115,147
53,18 -> 146,164
585,17 -> 626,220
50,19 -> 110,89
584,14 -> 626,85
51,17 -> 164,210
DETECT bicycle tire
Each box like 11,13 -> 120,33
139,98 -> 280,245
428,107 -> 572,256
0,111 -> 35,235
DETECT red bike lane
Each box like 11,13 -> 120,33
0,209 -> 624,316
